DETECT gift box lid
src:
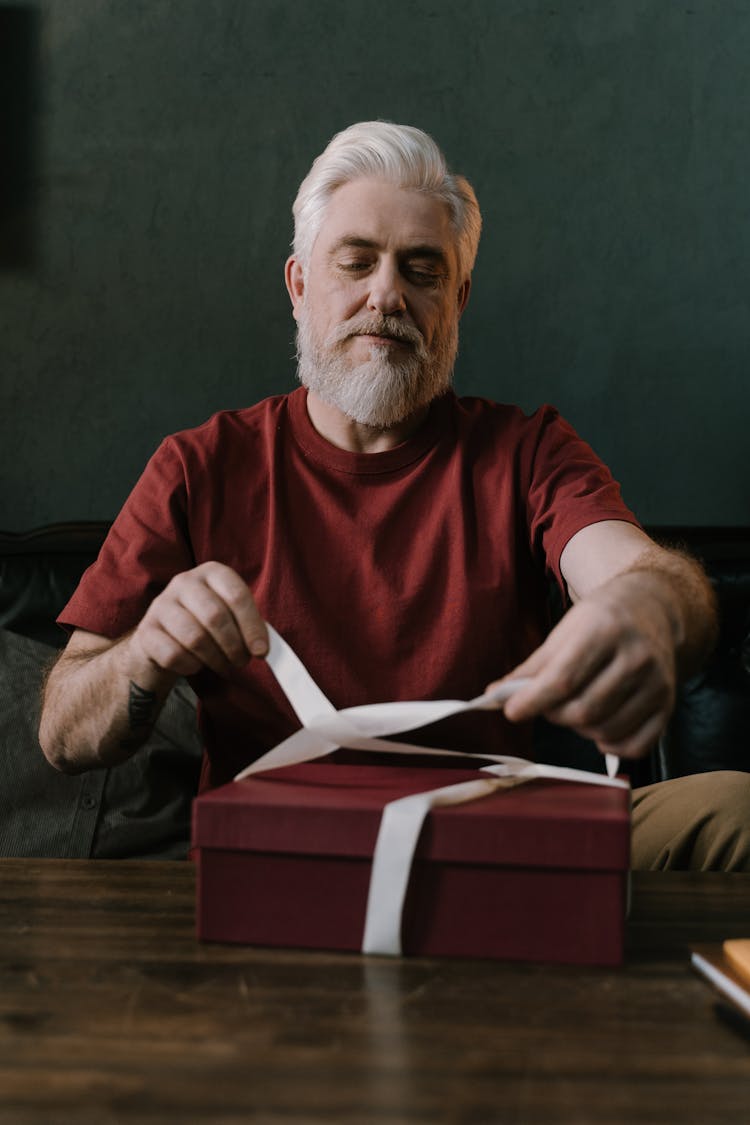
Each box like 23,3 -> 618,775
192,763 -> 630,871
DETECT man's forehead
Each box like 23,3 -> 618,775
317,177 -> 456,255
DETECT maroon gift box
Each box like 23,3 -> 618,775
192,762 -> 631,966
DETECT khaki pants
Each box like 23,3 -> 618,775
631,770 -> 750,871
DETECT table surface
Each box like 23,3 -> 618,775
1,860 -> 749,1125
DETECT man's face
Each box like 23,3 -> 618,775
286,178 -> 470,429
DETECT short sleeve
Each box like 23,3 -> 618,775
58,438 -> 196,638
523,407 -> 641,588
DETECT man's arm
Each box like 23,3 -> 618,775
495,521 -> 718,760
39,562 -> 269,773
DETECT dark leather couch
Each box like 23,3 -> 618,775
650,526 -> 750,779
0,522 -> 202,859
1,522 -> 747,856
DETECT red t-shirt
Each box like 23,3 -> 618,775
60,388 -> 639,789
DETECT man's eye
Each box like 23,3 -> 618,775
339,261 -> 370,273
407,267 -> 442,285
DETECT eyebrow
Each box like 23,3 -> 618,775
328,236 -> 451,269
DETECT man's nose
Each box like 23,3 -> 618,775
366,261 -> 406,316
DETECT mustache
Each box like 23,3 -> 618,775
326,316 -> 425,351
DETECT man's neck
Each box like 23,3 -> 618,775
305,390 -> 430,453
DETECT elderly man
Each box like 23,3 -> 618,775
40,121 -> 749,869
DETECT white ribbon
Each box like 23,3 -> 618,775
235,625 -> 627,956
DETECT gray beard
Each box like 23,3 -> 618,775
295,310 -> 458,430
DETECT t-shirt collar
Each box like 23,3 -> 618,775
287,386 -> 453,475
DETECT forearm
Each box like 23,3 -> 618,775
39,633 -> 178,773
607,545 -> 718,681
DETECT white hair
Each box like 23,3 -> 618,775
292,121 -> 482,281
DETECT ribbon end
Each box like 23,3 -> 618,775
605,753 -> 620,779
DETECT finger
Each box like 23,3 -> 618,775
135,620 -> 210,677
500,610 -> 617,722
146,600 -> 239,678
575,688 -> 671,748
486,646 -> 570,712
594,710 -> 667,761
201,564 -> 269,657
502,643 -> 610,722
172,572 -> 252,667
544,655 -> 672,739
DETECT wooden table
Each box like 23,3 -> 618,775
1,860 -> 749,1124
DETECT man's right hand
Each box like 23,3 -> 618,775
40,562 -> 267,774
127,562 -> 269,679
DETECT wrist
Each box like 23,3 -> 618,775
608,557 -> 717,679
119,629 -> 180,697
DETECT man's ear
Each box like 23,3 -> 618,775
457,278 -> 471,318
285,256 -> 305,320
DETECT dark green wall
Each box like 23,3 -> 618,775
2,1 -> 749,529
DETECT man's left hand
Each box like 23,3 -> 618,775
488,521 -> 717,761
496,576 -> 677,759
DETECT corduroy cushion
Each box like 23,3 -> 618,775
0,629 -> 202,858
